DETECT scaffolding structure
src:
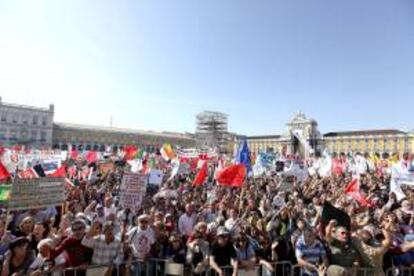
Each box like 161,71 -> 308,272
195,111 -> 229,152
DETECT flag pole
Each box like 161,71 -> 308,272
3,175 -> 14,236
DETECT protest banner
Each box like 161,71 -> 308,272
7,178 -> 66,211
120,173 -> 148,211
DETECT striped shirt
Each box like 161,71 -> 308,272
81,235 -> 122,266
295,236 -> 326,276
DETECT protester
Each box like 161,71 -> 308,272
49,219 -> 92,276
0,145 -> 413,276
209,227 -> 238,276
295,227 -> 328,276
1,237 -> 35,276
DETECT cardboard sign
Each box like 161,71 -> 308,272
99,162 -> 115,175
8,178 -> 66,211
149,170 -> 164,186
120,173 -> 147,211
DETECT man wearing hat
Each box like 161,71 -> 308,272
209,227 -> 239,276
49,220 -> 92,276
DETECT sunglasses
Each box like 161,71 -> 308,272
72,227 -> 85,232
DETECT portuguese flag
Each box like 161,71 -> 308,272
0,185 -> 12,203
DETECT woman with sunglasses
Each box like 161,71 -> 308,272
166,233 -> 186,264
1,237 -> 35,276
234,233 -> 257,276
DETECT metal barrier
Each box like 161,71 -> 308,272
386,266 -> 414,276
355,267 -> 380,276
261,261 -> 292,276
292,264 -> 316,276
56,260 -> 414,276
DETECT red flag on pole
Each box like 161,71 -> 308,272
216,164 -> 246,187
85,151 -> 98,164
0,161 -> 11,182
50,164 -> 67,178
67,166 -> 76,179
190,158 -> 199,172
193,161 -> 208,186
345,179 -> 373,207
70,150 -> 79,160
123,145 -> 137,161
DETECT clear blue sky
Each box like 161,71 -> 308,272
1,0 -> 413,135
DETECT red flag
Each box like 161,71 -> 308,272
0,161 -> 11,182
193,161 -> 208,186
190,158 -> 199,172
50,165 -> 67,178
179,156 -> 190,163
199,154 -> 209,161
332,158 -> 345,176
85,151 -> 98,164
17,168 -> 39,179
10,145 -> 23,152
216,164 -> 246,187
345,179 -> 373,207
70,150 -> 79,160
123,145 -> 137,161
141,157 -> 149,175
67,166 -> 77,178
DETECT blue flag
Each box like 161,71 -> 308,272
236,139 -> 251,173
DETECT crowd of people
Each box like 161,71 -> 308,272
0,149 -> 413,276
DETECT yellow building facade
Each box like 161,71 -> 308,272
244,113 -> 414,157
52,122 -> 196,152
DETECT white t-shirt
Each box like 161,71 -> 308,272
29,253 -> 66,276
178,213 -> 196,236
225,218 -> 238,231
127,227 -> 155,259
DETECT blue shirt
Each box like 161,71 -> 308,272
295,236 -> 326,276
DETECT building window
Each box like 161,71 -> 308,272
21,129 -> 29,139
40,131 -> 47,142
0,113 -> 6,122
22,115 -> 28,125
404,138 -> 409,152
42,117 -> 47,126
0,130 -> 6,140
10,129 -> 17,140
33,116 -> 38,125
31,131 -> 38,141
12,114 -> 18,124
